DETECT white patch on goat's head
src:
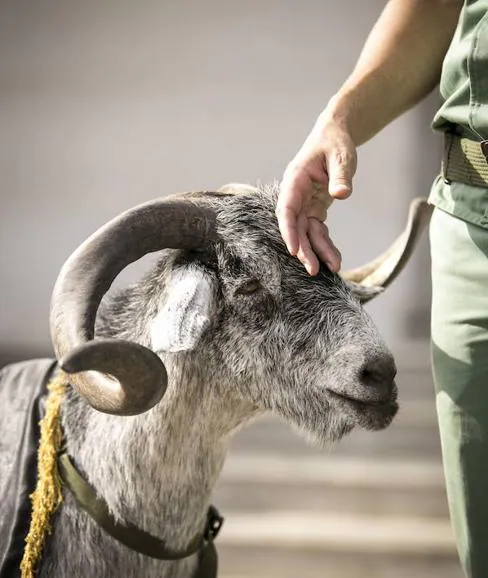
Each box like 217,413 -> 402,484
150,265 -> 216,353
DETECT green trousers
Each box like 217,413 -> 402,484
430,206 -> 488,578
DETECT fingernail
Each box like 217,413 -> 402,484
308,264 -> 319,276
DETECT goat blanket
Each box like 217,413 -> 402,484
0,358 -> 56,578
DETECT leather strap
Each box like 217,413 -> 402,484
58,449 -> 223,571
443,133 -> 488,187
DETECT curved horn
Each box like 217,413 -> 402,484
50,195 -> 217,416
341,198 -> 433,295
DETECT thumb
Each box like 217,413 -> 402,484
327,150 -> 355,200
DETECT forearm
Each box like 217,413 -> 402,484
323,0 -> 463,146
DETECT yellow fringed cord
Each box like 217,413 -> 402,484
20,372 -> 68,578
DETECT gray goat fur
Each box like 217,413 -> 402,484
1,183 -> 397,578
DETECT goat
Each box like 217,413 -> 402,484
0,183 -> 432,578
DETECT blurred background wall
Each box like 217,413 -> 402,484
0,0 -> 438,363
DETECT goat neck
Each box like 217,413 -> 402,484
61,355 -> 254,554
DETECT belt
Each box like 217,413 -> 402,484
442,133 -> 488,187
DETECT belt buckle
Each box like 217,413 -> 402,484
482,140 -> 488,162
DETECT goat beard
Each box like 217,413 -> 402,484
269,400 -> 356,449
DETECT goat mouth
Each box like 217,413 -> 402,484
326,389 -> 394,406
326,387 -> 398,430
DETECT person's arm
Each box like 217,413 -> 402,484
277,0 -> 463,276
329,0 -> 463,145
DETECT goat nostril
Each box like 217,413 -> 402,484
360,360 -> 396,386
361,368 -> 379,384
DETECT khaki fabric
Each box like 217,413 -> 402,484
429,1 -> 488,230
432,0 -> 488,141
429,8 -> 488,570
430,205 -> 488,578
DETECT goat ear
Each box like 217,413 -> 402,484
346,281 -> 384,304
150,266 -> 216,353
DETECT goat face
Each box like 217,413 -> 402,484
149,186 -> 397,445
51,183 -> 431,432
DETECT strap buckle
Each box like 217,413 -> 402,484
205,505 -> 224,542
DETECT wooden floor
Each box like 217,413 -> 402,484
213,355 -> 463,578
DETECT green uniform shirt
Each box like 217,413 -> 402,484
429,0 -> 488,228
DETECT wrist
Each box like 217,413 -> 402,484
317,92 -> 361,145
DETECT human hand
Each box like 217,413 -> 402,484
276,113 -> 357,276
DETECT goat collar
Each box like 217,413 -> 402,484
58,448 -> 224,574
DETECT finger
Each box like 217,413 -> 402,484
277,168 -> 307,256
326,148 -> 356,200
309,220 -> 341,272
296,214 -> 320,276
276,205 -> 300,256
309,194 -> 331,221
309,219 -> 342,272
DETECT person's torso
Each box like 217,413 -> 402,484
433,0 -> 488,140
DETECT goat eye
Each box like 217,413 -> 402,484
236,280 -> 262,295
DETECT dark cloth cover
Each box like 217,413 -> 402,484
0,359 -> 57,578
